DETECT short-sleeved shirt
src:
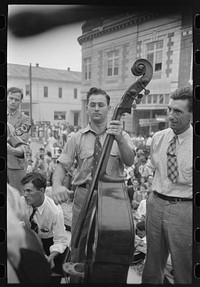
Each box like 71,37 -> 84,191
57,124 -> 134,186
7,110 -> 30,143
7,122 -> 30,170
147,126 -> 192,198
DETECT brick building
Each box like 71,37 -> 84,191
78,8 -> 192,135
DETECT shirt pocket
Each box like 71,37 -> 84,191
79,148 -> 94,174
79,148 -> 93,161
40,226 -> 50,233
39,223 -> 51,238
178,147 -> 192,184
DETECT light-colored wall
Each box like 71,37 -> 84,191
7,75 -> 82,125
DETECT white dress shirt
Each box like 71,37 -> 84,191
137,199 -> 147,219
147,126 -> 192,198
20,195 -> 69,254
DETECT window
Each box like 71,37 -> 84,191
141,95 -> 146,104
155,51 -> 162,71
147,94 -> 152,104
84,57 -> 91,80
153,95 -> 158,104
165,94 -> 170,104
58,87 -> 62,98
74,88 -> 78,99
23,111 -> 29,116
147,40 -> 163,73
25,85 -> 30,96
107,50 -> 119,76
54,111 -> 66,120
44,86 -> 48,98
159,94 -> 164,104
74,112 -> 79,126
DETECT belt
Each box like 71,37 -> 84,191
153,190 -> 192,203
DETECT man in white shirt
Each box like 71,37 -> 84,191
142,86 -> 192,284
20,172 -> 69,281
146,132 -> 154,149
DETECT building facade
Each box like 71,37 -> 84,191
78,8 -> 192,135
7,63 -> 82,127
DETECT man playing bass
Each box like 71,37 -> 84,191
52,87 -> 135,282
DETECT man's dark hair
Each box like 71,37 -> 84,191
136,220 -> 146,232
138,183 -> 147,190
21,172 -> 46,190
86,87 -> 110,105
68,125 -> 74,132
46,151 -> 52,157
7,87 -> 24,100
170,86 -> 192,112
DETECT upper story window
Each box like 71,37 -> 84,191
153,94 -> 158,104
44,86 -> 48,98
58,87 -> 62,98
84,57 -> 91,80
107,50 -> 119,76
165,94 -> 170,104
146,40 -> 163,72
159,94 -> 164,104
144,94 -> 168,105
25,85 -> 30,96
74,88 -> 78,99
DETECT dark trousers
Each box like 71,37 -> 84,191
41,238 -> 69,276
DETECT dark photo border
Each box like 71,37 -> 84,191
1,0 -> 200,286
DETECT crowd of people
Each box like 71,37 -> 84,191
32,122 -> 81,148
7,85 -> 193,284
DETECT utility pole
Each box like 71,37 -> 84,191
29,63 -> 33,137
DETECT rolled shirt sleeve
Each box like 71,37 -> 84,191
50,206 -> 69,254
57,134 -> 77,172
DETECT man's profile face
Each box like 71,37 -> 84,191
86,94 -> 110,124
23,182 -> 43,207
7,92 -> 22,111
167,98 -> 191,134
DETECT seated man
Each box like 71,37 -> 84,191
132,183 -> 146,210
7,184 -> 51,283
133,221 -> 146,264
20,172 -> 69,282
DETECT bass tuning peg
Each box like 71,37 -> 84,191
141,83 -> 150,95
144,89 -> 150,95
135,98 -> 141,104
132,101 -> 137,110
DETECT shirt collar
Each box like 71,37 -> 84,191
177,124 -> 193,144
33,195 -> 46,215
81,124 -> 93,134
8,109 -> 20,117
168,124 -> 192,144
81,123 -> 107,136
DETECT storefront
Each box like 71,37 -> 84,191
133,109 -> 168,136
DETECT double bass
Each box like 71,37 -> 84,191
70,59 -> 153,283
